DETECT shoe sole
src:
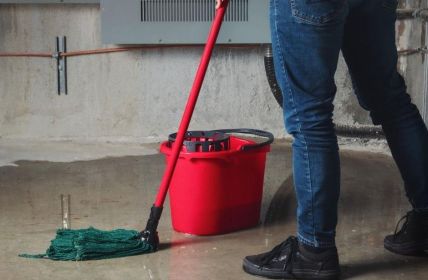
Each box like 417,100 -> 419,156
384,239 -> 428,256
242,258 -> 340,280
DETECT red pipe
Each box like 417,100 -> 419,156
0,52 -> 52,58
60,45 -> 200,57
153,0 -> 230,207
0,44 -> 255,58
0,45 -> 421,58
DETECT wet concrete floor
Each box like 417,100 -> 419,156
1,141 -> 428,279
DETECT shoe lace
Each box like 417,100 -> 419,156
393,211 -> 411,239
260,236 -> 298,272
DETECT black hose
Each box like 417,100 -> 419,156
263,44 -> 385,139
264,47 -> 283,107
334,124 -> 384,138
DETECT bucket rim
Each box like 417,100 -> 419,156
159,137 -> 270,159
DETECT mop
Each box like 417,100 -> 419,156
19,0 -> 230,261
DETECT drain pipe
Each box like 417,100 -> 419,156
423,21 -> 428,126
263,44 -> 385,138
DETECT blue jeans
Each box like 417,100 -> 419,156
270,0 -> 428,248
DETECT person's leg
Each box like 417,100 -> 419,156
271,0 -> 348,249
243,0 -> 347,278
342,0 -> 428,213
341,0 -> 428,255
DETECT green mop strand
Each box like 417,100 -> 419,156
19,227 -> 154,261
19,206 -> 162,261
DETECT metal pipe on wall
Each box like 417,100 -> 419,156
423,20 -> 428,126
397,8 -> 428,20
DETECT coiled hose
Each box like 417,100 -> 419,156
264,45 -> 385,139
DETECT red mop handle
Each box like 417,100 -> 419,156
154,1 -> 230,207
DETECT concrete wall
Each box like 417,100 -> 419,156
0,1 -> 426,142
397,0 -> 427,124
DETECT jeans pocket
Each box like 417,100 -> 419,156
290,0 -> 347,26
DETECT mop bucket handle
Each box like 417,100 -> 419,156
214,129 -> 274,151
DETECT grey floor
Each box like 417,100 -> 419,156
1,140 -> 427,280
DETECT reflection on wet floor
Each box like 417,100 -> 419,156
1,142 -> 427,279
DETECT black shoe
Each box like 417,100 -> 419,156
384,210 -> 428,256
242,236 -> 340,279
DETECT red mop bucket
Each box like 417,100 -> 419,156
160,129 -> 273,235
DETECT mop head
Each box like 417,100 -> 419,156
19,227 -> 155,261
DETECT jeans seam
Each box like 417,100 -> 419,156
303,138 -> 315,245
272,0 -> 315,246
